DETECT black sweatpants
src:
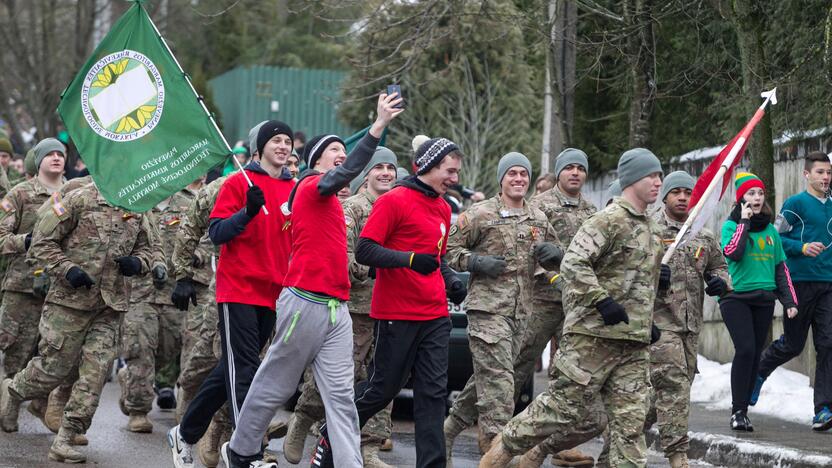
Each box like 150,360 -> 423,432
354,317 -> 451,468
759,281 -> 832,413
179,302 -> 275,444
720,295 -> 774,413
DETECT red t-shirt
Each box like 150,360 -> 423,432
281,175 -> 351,300
360,185 -> 451,321
210,170 -> 294,308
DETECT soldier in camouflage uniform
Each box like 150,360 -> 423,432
481,148 -> 668,468
443,152 -> 562,457
597,171 -> 731,468
0,182 -> 154,463
283,147 -> 398,468
0,139 -> 66,379
119,184 -> 202,433
444,149 -> 599,467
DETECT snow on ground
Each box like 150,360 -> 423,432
691,355 -> 815,424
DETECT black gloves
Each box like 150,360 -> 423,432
410,253 -> 439,275
468,254 -> 507,278
651,324 -> 662,344
115,256 -> 142,276
24,233 -> 32,251
245,185 -> 265,218
596,297 -> 629,326
66,266 -> 94,289
704,273 -> 728,297
534,242 -> 564,268
152,265 -> 168,289
171,278 -> 198,311
658,264 -> 671,291
447,279 -> 468,305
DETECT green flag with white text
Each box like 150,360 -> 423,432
58,1 -> 229,211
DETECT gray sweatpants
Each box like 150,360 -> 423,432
229,288 -> 361,467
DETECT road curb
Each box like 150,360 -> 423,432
647,430 -> 832,468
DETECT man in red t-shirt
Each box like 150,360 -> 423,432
221,94 -> 402,468
168,120 -> 295,468
313,137 -> 469,468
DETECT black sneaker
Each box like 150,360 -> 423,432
310,435 -> 334,468
730,410 -> 753,432
221,442 -> 277,468
157,387 -> 176,410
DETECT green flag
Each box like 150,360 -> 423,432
58,1 -> 229,211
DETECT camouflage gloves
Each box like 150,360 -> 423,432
114,256 -> 142,277
409,253 -> 439,275
658,264 -> 671,291
245,185 -> 265,218
171,278 -> 198,311
152,265 -> 168,289
468,254 -> 507,278
704,273 -> 728,297
534,242 -> 564,270
595,297 -> 629,326
66,266 -> 94,289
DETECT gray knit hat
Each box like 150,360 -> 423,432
497,152 -> 532,186
248,120 -> 268,157
554,148 -> 589,177
33,138 -> 66,169
605,178 -> 621,205
617,148 -> 663,189
350,146 -> 398,193
396,167 -> 410,180
660,170 -> 695,201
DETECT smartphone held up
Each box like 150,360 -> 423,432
387,84 -> 405,109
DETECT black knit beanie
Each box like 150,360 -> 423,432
257,120 -> 294,156
303,134 -> 345,170
414,137 -> 459,175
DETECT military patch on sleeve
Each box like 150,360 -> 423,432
0,198 -> 14,213
345,215 -> 354,228
457,213 -> 469,229
51,192 -> 67,218
449,224 -> 459,236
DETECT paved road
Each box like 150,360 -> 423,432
0,372 -> 717,467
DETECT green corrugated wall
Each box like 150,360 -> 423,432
208,65 -> 354,145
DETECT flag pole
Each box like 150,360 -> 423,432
661,88 -> 777,264
140,3 -> 268,213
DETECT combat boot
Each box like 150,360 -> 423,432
668,452 -> 690,468
551,448 -> 594,467
197,419 -> 222,467
267,418 -> 288,440
70,433 -> 89,446
0,378 -> 22,432
443,415 -> 466,467
380,438 -> 393,451
516,445 -> 547,468
128,412 -> 153,433
48,427 -> 87,463
479,434 -> 513,468
362,444 -> 393,468
45,385 -> 70,433
283,412 -> 314,464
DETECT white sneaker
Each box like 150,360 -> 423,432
167,425 -> 194,468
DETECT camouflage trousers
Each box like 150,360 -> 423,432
177,279 -> 218,396
450,310 -> 526,446
179,281 -> 211,372
120,301 -> 182,414
501,333 -> 651,468
599,330 -> 698,460
295,313 -> 392,445
10,303 -> 121,434
0,291 -> 45,378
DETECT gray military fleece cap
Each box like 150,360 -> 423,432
605,178 -> 621,205
554,148 -> 589,177
33,138 -> 66,169
617,148 -> 663,189
660,170 -> 695,201
350,146 -> 398,193
497,152 -> 532,186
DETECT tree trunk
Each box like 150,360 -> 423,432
728,0 -> 775,208
625,0 -> 656,148
542,0 -> 577,173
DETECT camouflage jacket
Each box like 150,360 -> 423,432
653,211 -> 731,334
0,177 -> 55,293
343,190 -> 378,314
561,197 -> 664,343
132,189 -> 196,304
446,196 -> 559,316
28,184 -> 154,312
530,186 -> 597,300
59,175 -> 93,196
172,177 -> 225,286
